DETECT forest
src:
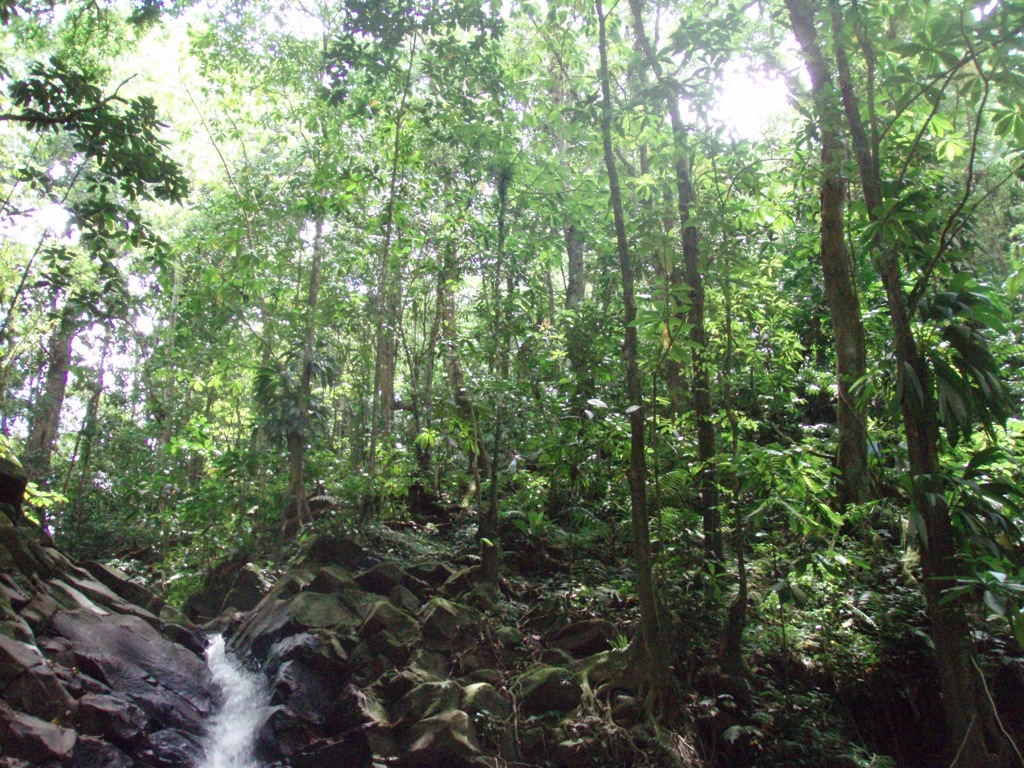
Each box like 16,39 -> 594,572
2,0 -> 1024,764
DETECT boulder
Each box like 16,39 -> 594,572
307,565 -> 357,594
221,563 -> 266,613
0,701 -> 77,764
81,561 -> 164,617
516,666 -> 582,716
70,735 -> 135,768
306,534 -> 367,569
73,693 -> 149,747
419,597 -> 466,643
404,709 -> 481,768
0,457 -> 27,517
549,618 -> 616,658
0,632 -> 74,720
461,682 -> 512,721
361,601 -> 420,645
356,561 -> 408,596
49,609 -> 216,733
395,680 -> 463,723
141,727 -> 204,768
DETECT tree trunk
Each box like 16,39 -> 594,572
629,0 -> 721,563
785,0 -> 870,509
596,0 -> 670,694
24,305 -> 79,500
482,168 -> 512,585
830,3 -> 1005,762
368,38 -> 418,511
284,217 -> 324,537
440,246 -> 492,486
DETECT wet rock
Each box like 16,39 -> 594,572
0,631 -> 74,720
293,731 -> 373,768
142,727 -> 204,768
404,709 -> 481,768
74,693 -> 149,748
0,701 -> 77,764
222,563 -> 267,613
70,734 -> 135,768
516,666 -> 582,716
232,591 -> 359,662
82,561 -> 164,616
549,618 -> 616,658
270,657 -> 349,726
49,609 -> 216,733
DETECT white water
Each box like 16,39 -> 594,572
198,636 -> 270,768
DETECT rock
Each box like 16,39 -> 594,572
419,597 -> 465,643
141,727 -> 204,768
552,735 -> 602,768
222,563 -> 266,613
356,561 -> 408,596
74,693 -> 149,747
461,682 -> 512,720
351,630 -> 410,684
404,709 -> 481,768
293,731 -> 373,768
70,735 -> 135,768
361,601 -> 420,645
49,609 -> 217,733
395,680 -> 463,723
390,583 -> 421,613
549,618 -> 616,658
0,632 -> 74,720
307,565 -> 356,594
0,457 -> 27,517
516,666 -> 582,716
306,534 -> 367,568
493,625 -> 522,647
81,561 -> 164,617
270,658 -> 348,726
231,592 -> 359,662
0,701 -> 77,764
407,562 -> 455,591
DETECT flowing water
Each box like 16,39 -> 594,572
197,636 -> 269,768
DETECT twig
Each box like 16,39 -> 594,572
970,655 -> 1024,767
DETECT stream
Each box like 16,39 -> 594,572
197,635 -> 270,768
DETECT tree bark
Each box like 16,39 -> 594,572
830,2 -> 1005,762
785,0 -> 870,509
284,217 -> 324,537
24,305 -> 79,498
629,0 -> 721,563
596,0 -> 670,694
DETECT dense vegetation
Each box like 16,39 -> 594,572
3,0 -> 1024,763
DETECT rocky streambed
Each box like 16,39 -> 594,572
0,499 -> 650,768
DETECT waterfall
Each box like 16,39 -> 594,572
198,635 -> 269,768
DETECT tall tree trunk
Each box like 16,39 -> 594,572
596,0 -> 670,694
785,0 -> 870,509
482,168 -> 512,585
368,37 -> 418,511
629,0 -> 721,564
440,245 -> 492,488
24,305 -> 79,504
285,217 -> 324,537
830,3 -> 1005,762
